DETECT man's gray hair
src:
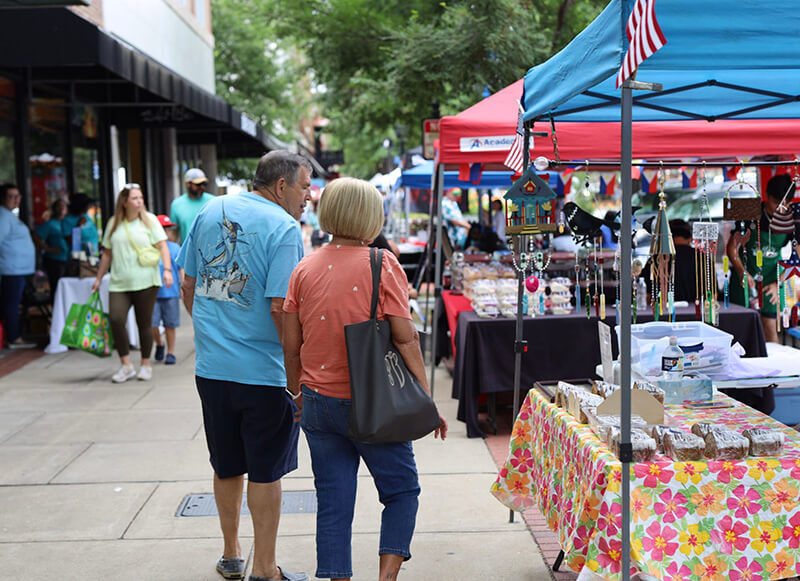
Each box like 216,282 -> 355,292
252,151 -> 312,191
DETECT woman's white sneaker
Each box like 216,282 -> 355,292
111,365 -> 136,383
137,366 -> 153,381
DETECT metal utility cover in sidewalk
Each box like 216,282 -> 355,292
177,491 -> 317,517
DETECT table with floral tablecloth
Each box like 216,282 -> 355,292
491,388 -> 800,581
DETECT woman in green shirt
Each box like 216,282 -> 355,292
727,174 -> 795,344
92,185 -> 171,383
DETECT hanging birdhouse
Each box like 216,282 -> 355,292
502,166 -> 558,235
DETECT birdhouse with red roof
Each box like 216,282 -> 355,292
502,166 -> 558,235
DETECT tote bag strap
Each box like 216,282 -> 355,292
368,247 -> 383,320
88,290 -> 104,311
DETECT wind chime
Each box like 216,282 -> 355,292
649,184 -> 676,321
692,169 -> 720,325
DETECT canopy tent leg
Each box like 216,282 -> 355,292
428,163 -> 445,399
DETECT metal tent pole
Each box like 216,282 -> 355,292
619,80 -> 634,581
509,125 -> 532,524
428,163 -> 445,399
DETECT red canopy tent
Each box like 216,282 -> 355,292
438,79 -> 800,166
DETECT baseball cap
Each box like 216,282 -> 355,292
156,214 -> 177,228
184,168 -> 208,184
446,188 -> 462,197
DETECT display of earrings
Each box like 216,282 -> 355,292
691,170 -> 720,325
613,251 -> 621,325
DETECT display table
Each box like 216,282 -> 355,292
492,388 -> 800,581
44,275 -> 139,354
441,294 -> 766,437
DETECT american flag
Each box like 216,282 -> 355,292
503,103 -> 526,174
615,0 -> 667,89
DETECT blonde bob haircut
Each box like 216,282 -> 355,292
318,177 -> 384,242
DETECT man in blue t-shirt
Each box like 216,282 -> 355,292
150,215 -> 183,365
170,168 -> 215,244
176,151 -> 312,581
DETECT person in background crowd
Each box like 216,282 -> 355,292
441,188 -> 470,249
177,151 -> 312,581
0,183 -> 37,348
170,168 -> 215,244
727,173 -> 795,344
92,185 -> 171,383
283,177 -> 446,581
62,193 -> 99,256
725,173 -> 795,415
490,198 -> 507,246
151,215 -> 183,365
35,198 -> 69,300
642,219 -> 697,303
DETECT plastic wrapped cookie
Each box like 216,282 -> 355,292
611,428 -> 656,462
743,428 -> 785,457
704,430 -> 749,460
650,425 -> 682,453
691,422 -> 731,440
663,431 -> 705,461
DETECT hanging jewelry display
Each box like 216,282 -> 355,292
691,167 -> 720,325
585,251 -> 592,318
649,181 -> 676,322
613,251 -> 621,325
722,256 -> 730,309
593,239 -> 600,318
574,248 -> 581,314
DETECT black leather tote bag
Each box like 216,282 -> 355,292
345,248 -> 440,443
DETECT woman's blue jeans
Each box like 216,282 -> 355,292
300,385 -> 421,579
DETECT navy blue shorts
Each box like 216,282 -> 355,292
196,376 -> 299,483
152,297 -> 181,328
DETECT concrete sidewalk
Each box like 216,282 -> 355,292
0,317 -> 552,580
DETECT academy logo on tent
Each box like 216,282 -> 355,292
460,135 -> 516,152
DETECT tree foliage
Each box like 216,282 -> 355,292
212,0 -> 606,178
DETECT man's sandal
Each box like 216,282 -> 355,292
216,557 -> 245,579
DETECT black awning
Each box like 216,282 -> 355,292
0,7 -> 275,158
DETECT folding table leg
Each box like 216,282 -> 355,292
552,550 -> 565,571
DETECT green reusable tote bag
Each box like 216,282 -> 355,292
59,291 -> 114,357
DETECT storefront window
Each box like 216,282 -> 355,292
72,105 -> 102,236
0,76 -> 17,184
29,100 -> 68,224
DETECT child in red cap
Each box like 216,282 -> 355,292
152,215 -> 184,364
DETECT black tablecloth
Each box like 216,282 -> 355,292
451,304 -> 767,438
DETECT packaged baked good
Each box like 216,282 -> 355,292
650,425 -> 682,453
611,428 -> 656,462
566,390 -> 604,423
556,381 -> 580,408
691,422 -> 730,440
592,380 -> 620,399
634,380 -> 665,404
743,428 -> 785,457
663,431 -> 705,461
704,430 -> 749,460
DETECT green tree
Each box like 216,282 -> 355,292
212,0 -> 308,179
273,0 -> 605,177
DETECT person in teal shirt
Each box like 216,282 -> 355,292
170,168 -> 215,243
35,198 -> 69,299
62,193 -> 99,255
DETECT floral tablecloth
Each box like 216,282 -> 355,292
491,389 -> 800,580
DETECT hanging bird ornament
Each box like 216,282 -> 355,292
649,192 -> 676,321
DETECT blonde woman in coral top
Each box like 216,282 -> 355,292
283,177 -> 446,581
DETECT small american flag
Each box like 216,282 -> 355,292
503,103 -> 526,174
615,0 -> 667,89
